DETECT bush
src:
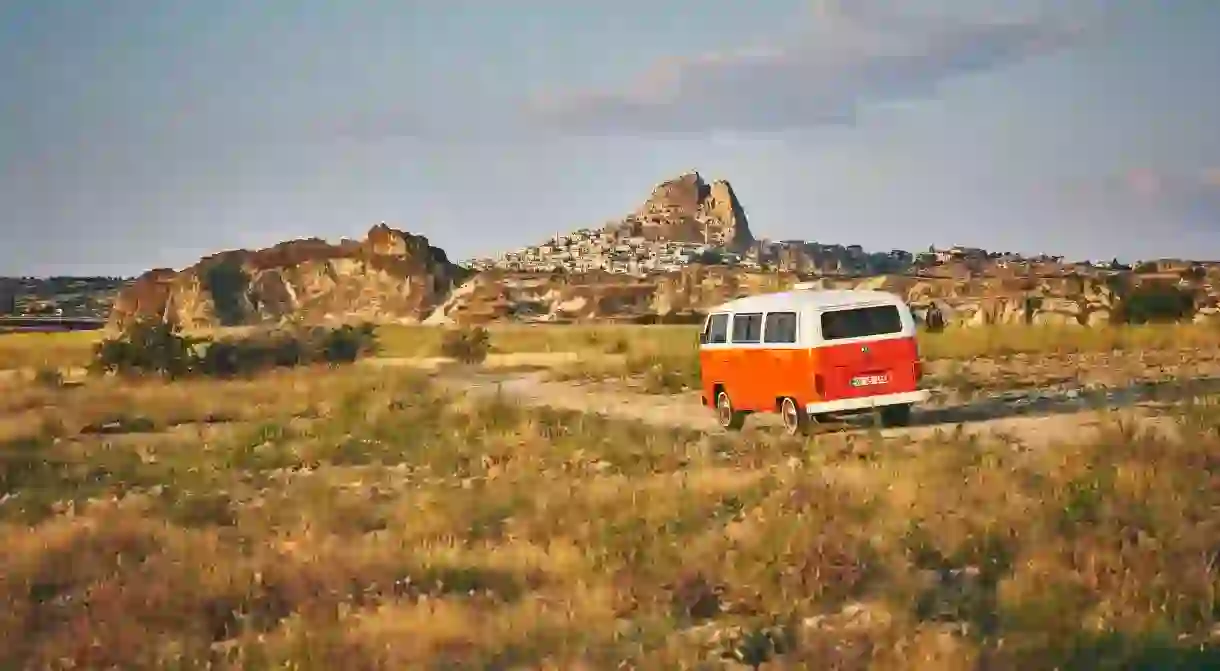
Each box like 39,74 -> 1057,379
315,323 -> 379,363
440,325 -> 491,364
201,258 -> 252,326
33,367 -> 64,388
91,320 -> 379,378
1112,283 -> 1196,324
90,320 -> 201,378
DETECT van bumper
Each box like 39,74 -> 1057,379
805,390 -> 930,415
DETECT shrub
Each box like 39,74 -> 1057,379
90,320 -> 379,378
33,367 -> 64,388
315,323 -> 379,363
201,258 -> 252,326
440,325 -> 491,364
1112,283 -> 1196,324
90,320 -> 200,378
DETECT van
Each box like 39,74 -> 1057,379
698,288 -> 929,435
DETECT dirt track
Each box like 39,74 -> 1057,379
426,367 -> 1206,450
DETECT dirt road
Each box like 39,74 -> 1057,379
426,367 -> 1202,450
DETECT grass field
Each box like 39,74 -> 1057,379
5,322 -> 1220,373
0,330 -> 101,370
3,366 -> 1220,668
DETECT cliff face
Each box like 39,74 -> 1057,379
108,225 -> 469,330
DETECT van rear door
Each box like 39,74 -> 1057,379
818,303 -> 918,400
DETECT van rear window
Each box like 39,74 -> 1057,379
820,305 -> 903,340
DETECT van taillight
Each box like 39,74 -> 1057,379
814,374 -> 825,396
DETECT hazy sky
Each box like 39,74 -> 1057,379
4,0 -> 1220,276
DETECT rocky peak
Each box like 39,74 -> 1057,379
623,171 -> 754,251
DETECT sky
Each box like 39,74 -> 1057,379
3,0 -> 1220,277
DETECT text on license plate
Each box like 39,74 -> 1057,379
851,374 -> 889,387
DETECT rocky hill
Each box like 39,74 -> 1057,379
102,169 -> 1220,331
107,241 -> 1219,330
619,171 -> 753,250
423,266 -> 1134,327
108,225 -> 469,330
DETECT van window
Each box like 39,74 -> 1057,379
763,312 -> 797,343
702,313 -> 729,344
820,305 -> 902,340
731,313 -> 763,343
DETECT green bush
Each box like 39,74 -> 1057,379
1112,283 -> 1196,324
201,258 -> 252,327
440,325 -> 491,364
91,320 -> 378,378
90,320 -> 201,378
315,323 -> 379,363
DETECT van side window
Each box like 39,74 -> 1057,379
821,305 -> 903,340
763,312 -> 797,343
703,313 -> 729,344
731,313 -> 763,343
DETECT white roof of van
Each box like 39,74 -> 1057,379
708,289 -> 904,314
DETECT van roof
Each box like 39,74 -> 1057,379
708,289 -> 905,315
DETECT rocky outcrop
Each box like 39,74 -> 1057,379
108,225 -> 469,330
617,171 -> 753,251
423,267 -> 1123,327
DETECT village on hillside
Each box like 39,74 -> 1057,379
462,230 -> 1128,278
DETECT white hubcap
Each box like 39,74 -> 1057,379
782,399 -> 799,432
717,394 -> 732,424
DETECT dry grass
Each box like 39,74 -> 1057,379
0,331 -> 100,370
380,322 -> 1220,362
544,323 -> 1220,395
7,322 -> 1220,374
3,366 -> 1220,668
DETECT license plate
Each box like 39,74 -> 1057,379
851,374 -> 889,387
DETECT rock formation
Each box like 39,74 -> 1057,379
108,224 -> 469,330
423,267 -> 1125,328
617,171 -> 753,251
105,172 -> 1211,332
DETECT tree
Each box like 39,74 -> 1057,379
201,259 -> 251,326
1112,283 -> 1196,324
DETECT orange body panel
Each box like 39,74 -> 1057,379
699,335 -> 920,413
700,347 -> 816,412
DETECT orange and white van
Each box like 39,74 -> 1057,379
698,287 -> 929,434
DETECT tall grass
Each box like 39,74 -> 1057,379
2,368 -> 1220,667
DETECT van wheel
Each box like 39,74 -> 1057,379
716,391 -> 746,431
879,403 -> 912,428
780,397 -> 809,436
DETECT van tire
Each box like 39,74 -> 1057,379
879,403 -> 912,427
715,391 -> 746,431
780,397 -> 809,436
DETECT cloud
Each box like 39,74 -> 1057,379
529,2 -> 1081,135
1056,167 -> 1220,230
